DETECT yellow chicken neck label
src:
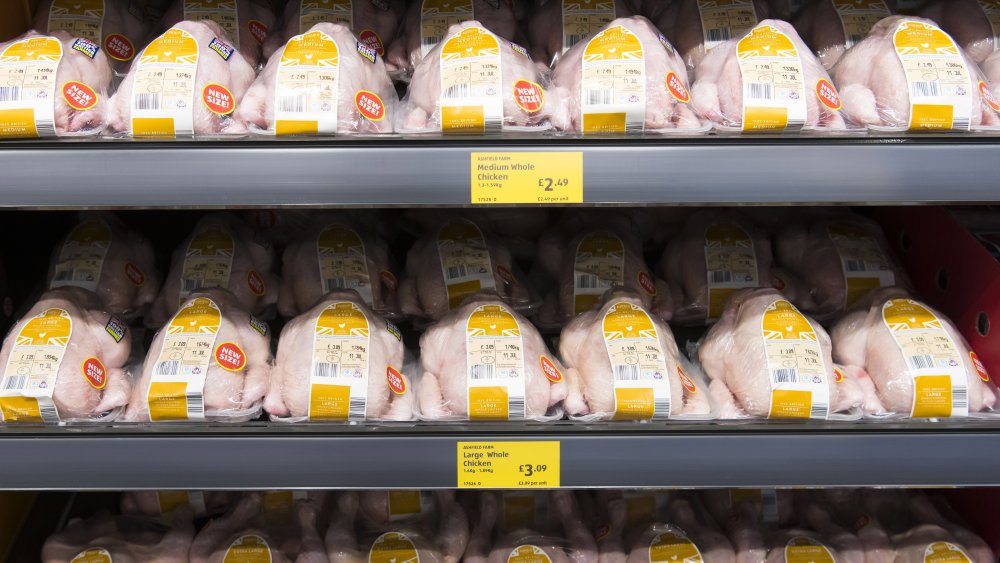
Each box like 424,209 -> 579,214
924,541 -> 973,563
602,301 -> 672,420
437,219 -> 496,309
317,224 -> 373,303
893,20 -> 972,131
832,0 -> 891,48
581,25 -> 645,134
388,490 -> 431,520
179,228 -> 235,305
70,548 -> 113,563
827,222 -> 895,307
309,301 -> 371,420
275,30 -> 341,136
51,219 -> 113,293
761,299 -> 830,419
649,531 -> 703,563
48,0 -> 105,42
882,298 -> 968,418
300,0 -> 355,33
157,490 -> 208,516
697,0 -> 758,52
131,28 -> 199,138
467,304 -> 525,420
0,308 -> 72,423
785,537 -> 835,563
184,1 -> 240,48
0,36 -> 63,138
737,24 -> 806,132
369,532 -> 419,563
508,545 -> 552,563
573,231 -> 625,314
978,0 -> 1000,50
704,222 -> 759,318
421,0 -> 474,56
562,0 -> 616,53
224,535 -> 272,563
440,26 -> 503,134
501,493 -> 546,530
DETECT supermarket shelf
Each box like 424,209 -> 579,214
2,137 -> 1000,207
3,422 -> 1000,489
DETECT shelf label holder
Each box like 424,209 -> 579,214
470,152 -> 583,204
457,441 -> 561,488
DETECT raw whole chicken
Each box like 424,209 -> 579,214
761,503 -> 865,563
830,287 -> 1000,417
399,218 -> 532,320
982,48 -> 1000,87
559,293 -> 710,420
42,509 -> 195,563
793,0 -> 894,68
669,0 -> 769,69
263,0 -> 407,60
918,0 -> 997,64
33,0 -> 149,74
125,288 -> 272,422
161,0 -> 276,67
832,16 -> 1000,131
107,20 -> 257,138
122,491 -> 236,518
265,290 -> 414,421
356,491 -> 437,528
550,16 -> 703,133
148,213 -> 279,327
238,23 -> 397,135
700,489 -> 794,530
691,20 -> 848,131
399,21 -> 568,133
906,495 -> 993,563
46,212 -> 160,318
527,0 -> 638,66
0,32 -> 112,138
699,288 -> 865,418
599,497 -> 736,563
417,296 -> 569,420
0,288 -> 132,424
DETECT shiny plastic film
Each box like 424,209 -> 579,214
32,0 -> 150,75
263,0 -> 407,62
41,509 -> 195,562
161,0 -> 276,68
527,0 -> 639,68
121,490 -> 237,520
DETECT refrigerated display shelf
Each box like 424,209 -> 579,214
3,137 -> 1000,207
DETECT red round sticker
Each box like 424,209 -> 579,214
82,357 -> 107,390
770,271 -> 787,291
971,351 -> 990,382
61,81 -> 99,111
202,83 -> 236,115
595,524 -> 611,542
979,81 -> 1000,112
380,270 -> 398,290
387,366 -> 407,395
512,79 -> 544,113
834,367 -> 845,383
816,79 -> 842,110
355,90 -> 386,121
248,20 -> 268,45
497,265 -> 516,285
247,270 -> 266,296
215,342 -> 247,372
359,29 -> 385,56
854,515 -> 871,532
540,356 -> 563,383
665,72 -> 690,103
637,271 -> 656,296
104,33 -> 135,61
125,261 -> 145,287
678,367 -> 697,393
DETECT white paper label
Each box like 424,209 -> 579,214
308,301 -> 371,421
147,297 -> 221,421
761,298 -> 829,419
48,0 -> 105,42
440,26 -> 503,134
467,304 -> 525,420
581,25 -> 645,134
317,224 -> 373,304
0,308 -> 71,424
51,219 -> 112,292
436,219 -> 496,310
603,301 -> 671,420
893,20 -> 973,131
0,36 -> 62,139
573,231 -> 625,314
562,0 -> 616,53
827,221 -> 896,308
697,0 -> 758,52
131,28 -> 198,138
738,24 -> 806,132
704,222 -> 759,318
833,0 -> 891,49
179,228 -> 234,305
275,30 -> 340,136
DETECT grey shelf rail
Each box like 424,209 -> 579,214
2,137 -> 1000,207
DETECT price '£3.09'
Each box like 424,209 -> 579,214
471,152 -> 583,204
457,441 -> 560,488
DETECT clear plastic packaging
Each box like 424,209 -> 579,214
0,32 -> 113,139
33,0 -> 149,75
121,491 -> 237,519
599,496 -> 736,563
46,212 -> 161,320
265,289 -> 416,423
560,292 -> 715,422
832,16 -> 1000,132
148,213 -> 280,327
263,0 -> 407,61
917,0 -> 997,65
42,509 -> 194,563
0,287 -> 133,425
124,288 -> 272,423
792,0 -> 894,69
550,16 -> 708,135
161,0 -> 276,68
239,22 -> 397,136
416,294 -> 568,421
667,0 -> 769,69
691,20 -> 852,133
758,504 -> 867,563
527,0 -> 639,68
106,21 -> 256,138
398,21 -> 566,134
829,287 -> 1000,419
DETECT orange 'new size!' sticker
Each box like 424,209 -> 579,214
249,20 -> 268,44
816,79 -> 842,110
215,342 -> 247,372
125,262 -> 145,286
834,367 -> 845,383
387,366 -> 406,394
513,80 -> 544,113
638,271 -> 657,296
359,29 -> 385,55
971,351 -> 990,382
665,72 -> 690,103
355,90 -> 386,121
82,357 -> 107,390
247,270 -> 266,296
678,367 -> 697,393
980,81 -> 1000,112
104,33 -> 135,61
540,356 -> 563,383
62,81 -> 98,111
203,83 -> 236,115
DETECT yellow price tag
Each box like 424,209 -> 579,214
470,152 -> 583,204
457,441 -> 560,489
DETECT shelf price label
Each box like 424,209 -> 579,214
457,441 -> 560,488
470,152 -> 583,204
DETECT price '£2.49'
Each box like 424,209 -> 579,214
471,152 -> 583,204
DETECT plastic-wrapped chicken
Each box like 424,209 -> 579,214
832,16 -> 1000,132
830,287 -> 1000,418
691,20 -> 849,133
125,289 -> 272,423
122,491 -> 236,519
760,504 -> 866,563
527,0 -> 638,67
46,212 -> 160,318
107,21 -> 256,138
398,21 -> 567,133
42,509 -> 194,563
667,0 -> 769,69
560,293 -> 712,421
550,16 -> 705,134
0,32 -> 112,139
417,296 -> 568,421
239,23 -> 397,136
264,0 -> 406,60
161,0 -> 276,67
793,0 -> 893,68
33,0 -> 149,74
917,0 -> 998,65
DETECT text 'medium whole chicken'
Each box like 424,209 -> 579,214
264,0 -> 407,60
527,0 -> 638,67
161,0 -> 275,67
33,0 -> 149,74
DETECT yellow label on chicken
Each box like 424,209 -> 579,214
300,0 -> 354,33
132,28 -> 199,138
309,301 -> 371,420
148,297 -> 222,421
827,221 -> 895,307
0,308 -> 71,424
421,0 -> 474,56
882,298 -> 968,418
833,0 -> 891,48
185,1 -> 240,47
761,299 -> 829,419
48,0 -> 105,41
440,26 -> 502,134
697,0 -> 758,51
369,532 -> 419,563
623,493 -> 657,528
224,535 -> 272,563
467,304 -> 525,419
179,228 -> 235,304
562,0 -> 616,52
51,219 -> 112,292
388,490 -> 427,519
502,493 -> 543,530
705,222 -> 758,318
603,301 -> 672,420
0,36 -> 63,138
574,231 -> 625,314
317,224 -> 372,303
70,548 -> 112,563
978,0 -> 1000,50
785,537 -> 835,563
581,25 -> 645,134
508,545 -> 552,563
893,20 -> 972,131
649,531 -> 703,563
924,541 -> 973,563
437,219 -> 496,309
737,24 -> 806,132
275,30 -> 340,136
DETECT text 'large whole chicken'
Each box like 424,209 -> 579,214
527,0 -> 638,67
125,288 -> 272,422
239,22 -> 397,136
830,287 -> 1000,418
792,0 -> 894,69
42,509 -> 195,563
0,288 -> 132,424
107,20 -> 257,138
264,0 -> 407,61
33,0 -> 149,74
162,0 -> 276,67
418,296 -> 568,420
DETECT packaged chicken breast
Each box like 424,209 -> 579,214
527,0 -> 639,67
42,509 -> 195,563
793,0 -> 894,69
832,16 -> 1000,132
691,20 -> 853,133
122,491 -> 237,519
0,32 -> 113,139
830,287 -> 1000,419
161,0 -> 276,68
264,0 -> 407,61
239,22 -> 398,136
32,0 -> 149,75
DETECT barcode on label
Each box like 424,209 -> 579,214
324,277 -> 362,292
953,116 -> 970,130
279,95 -> 306,113
182,278 -> 218,292
470,364 -> 495,380
2,375 -> 26,390
349,397 -> 366,419
187,392 -> 204,417
37,119 -> 55,137
577,274 -> 600,289
565,34 -> 585,47
443,83 -> 471,98
613,364 -> 641,381
706,28 -> 730,42
54,270 -> 76,281
509,396 -> 525,419
653,398 -> 670,419
911,81 -> 940,97
846,34 -> 864,48
314,362 -> 339,379
908,355 -> 935,370
422,36 -> 441,49
845,260 -> 867,272
135,92 -> 161,110
0,86 -> 22,102
954,386 -> 968,412
811,402 -> 827,419
585,89 -> 612,105
446,264 -> 468,280
710,271 -> 733,283
156,360 -> 180,376
746,83 -> 773,100
773,368 -> 798,383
